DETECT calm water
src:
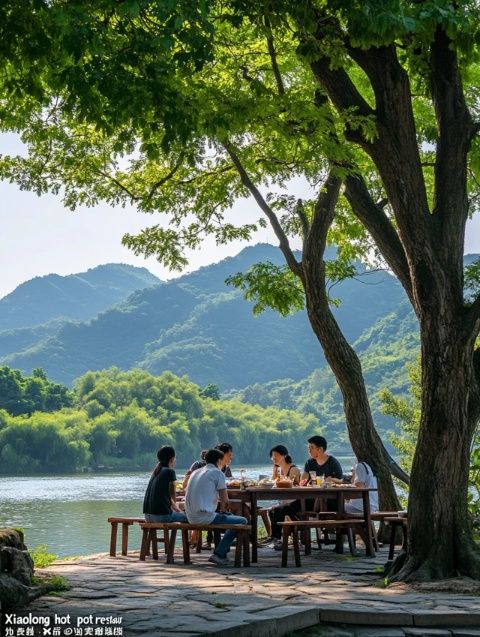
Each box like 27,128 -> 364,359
0,458 -> 354,557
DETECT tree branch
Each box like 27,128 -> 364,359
146,152 -> 185,201
265,16 -> 285,96
223,140 -> 302,276
97,169 -> 140,202
344,173 -> 414,305
295,198 -> 310,243
309,57 -> 374,147
308,171 -> 342,250
429,26 -> 472,263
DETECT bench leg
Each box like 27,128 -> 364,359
347,528 -> 357,556
167,528 -> 177,564
292,527 -> 301,567
109,522 -> 118,557
372,522 -> 379,551
242,532 -> 250,567
334,527 -> 344,554
150,529 -> 159,560
139,528 -> 150,561
281,526 -> 289,567
121,523 -> 129,556
304,527 -> 312,556
182,529 -> 191,564
234,532 -> 242,568
388,523 -> 396,561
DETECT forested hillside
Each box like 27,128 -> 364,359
0,263 -> 160,330
0,245 -> 408,390
0,367 -> 320,474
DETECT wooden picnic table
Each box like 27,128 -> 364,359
228,485 -> 376,562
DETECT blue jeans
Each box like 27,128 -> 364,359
211,513 -> 248,558
145,512 -> 188,523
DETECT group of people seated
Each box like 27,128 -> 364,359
142,435 -> 378,566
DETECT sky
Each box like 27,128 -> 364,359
0,134 -> 479,300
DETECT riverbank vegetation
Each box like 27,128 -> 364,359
0,366 -> 320,474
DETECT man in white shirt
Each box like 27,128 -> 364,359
345,460 -> 379,514
185,448 -> 248,566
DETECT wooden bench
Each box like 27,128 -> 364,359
384,516 -> 408,560
278,519 -> 366,567
139,522 -> 252,567
108,517 -> 146,557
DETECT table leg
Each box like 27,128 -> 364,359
335,493 -> 345,553
250,492 -> 258,563
362,491 -> 375,557
121,523 -> 129,556
109,522 -> 118,557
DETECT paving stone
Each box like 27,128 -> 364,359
354,629 -> 406,637
450,630 -> 480,636
250,606 -> 319,633
414,613 -> 480,628
26,548 -> 479,636
289,625 -> 356,637
403,629 -> 452,636
320,609 -> 414,626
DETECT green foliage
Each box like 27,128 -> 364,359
29,544 -> 58,568
0,366 -> 72,416
465,257 -> 480,304
380,360 -> 421,474
0,365 -> 322,473
226,262 -> 305,316
32,574 -> 70,592
200,383 -> 221,400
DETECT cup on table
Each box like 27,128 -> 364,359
316,475 -> 324,486
309,471 -> 317,486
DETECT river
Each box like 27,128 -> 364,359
0,459 -> 354,557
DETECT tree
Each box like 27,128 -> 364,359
0,1 -> 402,517
0,366 -> 72,415
3,0 -> 480,579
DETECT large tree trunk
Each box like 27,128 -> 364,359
389,298 -> 480,580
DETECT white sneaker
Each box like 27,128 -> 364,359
208,553 -> 231,567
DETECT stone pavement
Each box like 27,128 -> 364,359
12,545 -> 480,637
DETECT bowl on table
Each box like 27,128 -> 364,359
275,478 -> 293,488
258,480 -> 275,488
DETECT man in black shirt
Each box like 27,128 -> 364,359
302,435 -> 343,483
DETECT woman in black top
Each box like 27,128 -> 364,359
143,446 -> 187,523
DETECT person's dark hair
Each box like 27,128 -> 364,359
307,435 -> 327,451
205,448 -> 224,466
269,445 -> 293,464
216,442 -> 233,454
200,449 -> 208,460
153,445 -> 176,475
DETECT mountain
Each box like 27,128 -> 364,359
0,244 -> 408,389
0,263 -> 160,330
228,299 -> 420,443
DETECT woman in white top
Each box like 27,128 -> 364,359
344,460 -> 379,514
